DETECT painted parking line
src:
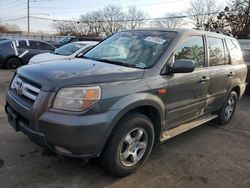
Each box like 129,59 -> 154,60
19,50 -> 29,58
15,40 -> 19,47
11,41 -> 18,56
26,40 -> 30,46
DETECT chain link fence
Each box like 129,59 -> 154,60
0,33 -> 64,42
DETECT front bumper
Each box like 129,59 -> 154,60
6,90 -> 119,158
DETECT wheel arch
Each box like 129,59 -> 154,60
231,85 -> 240,98
103,94 -> 166,154
4,55 -> 23,67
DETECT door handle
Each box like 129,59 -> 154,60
228,72 -> 235,77
200,76 -> 210,83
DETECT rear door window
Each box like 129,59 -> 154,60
225,39 -> 243,64
26,41 -> 37,49
207,37 -> 226,66
18,40 -> 27,49
175,35 -> 205,68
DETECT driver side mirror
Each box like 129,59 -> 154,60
169,59 -> 195,74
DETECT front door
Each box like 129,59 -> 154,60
164,35 -> 210,128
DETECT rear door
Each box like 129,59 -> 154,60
165,35 -> 210,128
205,37 -> 232,112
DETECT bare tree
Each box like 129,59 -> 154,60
80,11 -> 104,37
187,0 -> 222,29
203,0 -> 250,38
153,12 -> 185,28
0,23 -> 20,32
53,21 -> 89,36
126,6 -> 147,29
100,5 -> 126,36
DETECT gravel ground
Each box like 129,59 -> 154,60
0,69 -> 250,188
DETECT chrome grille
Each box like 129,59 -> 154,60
11,75 -> 40,101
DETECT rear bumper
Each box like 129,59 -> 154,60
6,90 -> 119,158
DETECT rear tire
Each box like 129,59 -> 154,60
215,91 -> 238,125
6,57 -> 22,69
100,112 -> 154,177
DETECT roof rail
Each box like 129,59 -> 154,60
210,30 -> 233,37
193,28 -> 233,37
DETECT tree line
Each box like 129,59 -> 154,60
53,5 -> 147,37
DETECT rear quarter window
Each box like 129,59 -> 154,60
225,39 -> 243,65
36,42 -> 55,51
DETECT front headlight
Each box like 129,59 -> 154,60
53,86 -> 101,111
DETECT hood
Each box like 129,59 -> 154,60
18,59 -> 144,91
29,53 -> 70,64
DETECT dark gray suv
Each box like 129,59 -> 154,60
5,29 -> 247,176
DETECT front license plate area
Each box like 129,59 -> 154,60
6,107 -> 19,131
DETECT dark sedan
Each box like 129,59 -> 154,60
0,38 -> 9,42
0,39 -> 55,69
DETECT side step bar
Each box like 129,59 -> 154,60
160,114 -> 218,142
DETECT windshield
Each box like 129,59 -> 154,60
54,43 -> 86,56
58,36 -> 71,43
84,30 -> 177,69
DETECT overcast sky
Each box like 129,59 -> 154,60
0,0 -> 226,33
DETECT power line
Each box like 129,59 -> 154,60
1,16 -> 27,22
28,0 -> 184,16
29,11 -> 224,23
0,1 -> 26,10
29,0 -> 178,11
30,0 -> 140,9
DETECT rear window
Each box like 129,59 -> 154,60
207,37 -> 227,66
225,39 -> 244,64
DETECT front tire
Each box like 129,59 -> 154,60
100,112 -> 155,177
215,91 -> 238,125
6,57 -> 22,69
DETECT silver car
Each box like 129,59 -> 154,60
29,41 -> 98,64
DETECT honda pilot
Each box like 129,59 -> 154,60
5,29 -> 247,176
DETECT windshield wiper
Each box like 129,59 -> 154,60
83,56 -> 137,68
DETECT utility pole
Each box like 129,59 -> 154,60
27,0 -> 30,34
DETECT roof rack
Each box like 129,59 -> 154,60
210,30 -> 233,37
193,28 -> 233,37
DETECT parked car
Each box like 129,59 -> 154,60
242,48 -> 250,87
29,41 -> 98,65
0,39 -> 55,69
0,38 -> 9,42
48,36 -> 99,48
5,29 -> 247,176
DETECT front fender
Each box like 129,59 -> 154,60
108,92 -> 165,133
